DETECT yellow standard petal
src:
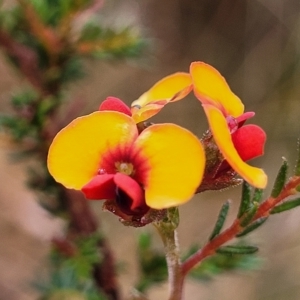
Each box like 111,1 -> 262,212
134,123 -> 205,209
131,72 -> 192,109
47,111 -> 138,190
190,62 -> 244,117
204,105 -> 267,188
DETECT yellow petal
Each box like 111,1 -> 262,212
134,123 -> 205,209
131,103 -> 164,123
131,72 -> 192,109
204,105 -> 267,188
190,62 -> 244,117
47,111 -> 138,190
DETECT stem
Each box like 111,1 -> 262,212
182,176 -> 300,276
181,220 -> 241,275
155,224 -> 183,300
254,176 -> 300,219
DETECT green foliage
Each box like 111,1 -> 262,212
209,200 -> 230,240
52,234 -> 103,281
79,22 -> 146,59
185,244 -> 261,281
29,0 -> 93,26
0,0 -> 145,299
0,89 -> 60,143
216,245 -> 258,255
252,188 -> 264,203
236,217 -> 268,237
0,114 -> 37,141
239,202 -> 259,227
136,232 -> 167,293
236,182 -> 266,229
26,165 -> 67,215
271,158 -> 288,198
37,234 -> 106,300
59,57 -> 86,84
271,197 -> 300,214
238,181 -> 251,218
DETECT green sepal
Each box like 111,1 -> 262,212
296,139 -> 300,176
209,201 -> 230,241
237,181 -> 251,218
216,245 -> 258,255
240,203 -> 259,227
271,158 -> 288,198
252,188 -> 264,203
270,197 -> 300,214
236,217 -> 268,237
158,207 -> 179,232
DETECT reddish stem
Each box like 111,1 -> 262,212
254,176 -> 300,219
181,219 -> 241,276
181,176 -> 300,277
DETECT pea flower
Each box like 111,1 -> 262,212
47,110 -> 205,224
190,62 -> 267,189
131,72 -> 192,123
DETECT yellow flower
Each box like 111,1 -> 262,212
47,111 -> 205,216
190,62 -> 267,189
131,72 -> 193,123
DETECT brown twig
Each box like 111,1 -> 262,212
18,0 -> 63,56
0,29 -> 45,93
63,187 -> 119,300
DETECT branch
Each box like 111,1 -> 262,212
64,189 -> 119,300
181,175 -> 300,276
0,29 -> 45,93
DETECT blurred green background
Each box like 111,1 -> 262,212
0,0 -> 300,299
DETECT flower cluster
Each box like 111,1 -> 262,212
47,61 -> 267,226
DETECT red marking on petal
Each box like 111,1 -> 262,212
114,173 -> 147,213
82,174 -> 115,200
99,144 -> 150,186
99,97 -> 132,116
231,124 -> 266,161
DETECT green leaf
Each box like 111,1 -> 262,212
236,217 -> 268,237
237,181 -> 251,218
209,200 -> 230,241
160,207 -> 179,231
188,250 -> 261,281
271,158 -> 288,198
270,197 -> 300,214
239,203 -> 259,227
296,139 -> 300,176
252,188 -> 264,203
60,57 -> 85,84
216,245 -> 258,255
